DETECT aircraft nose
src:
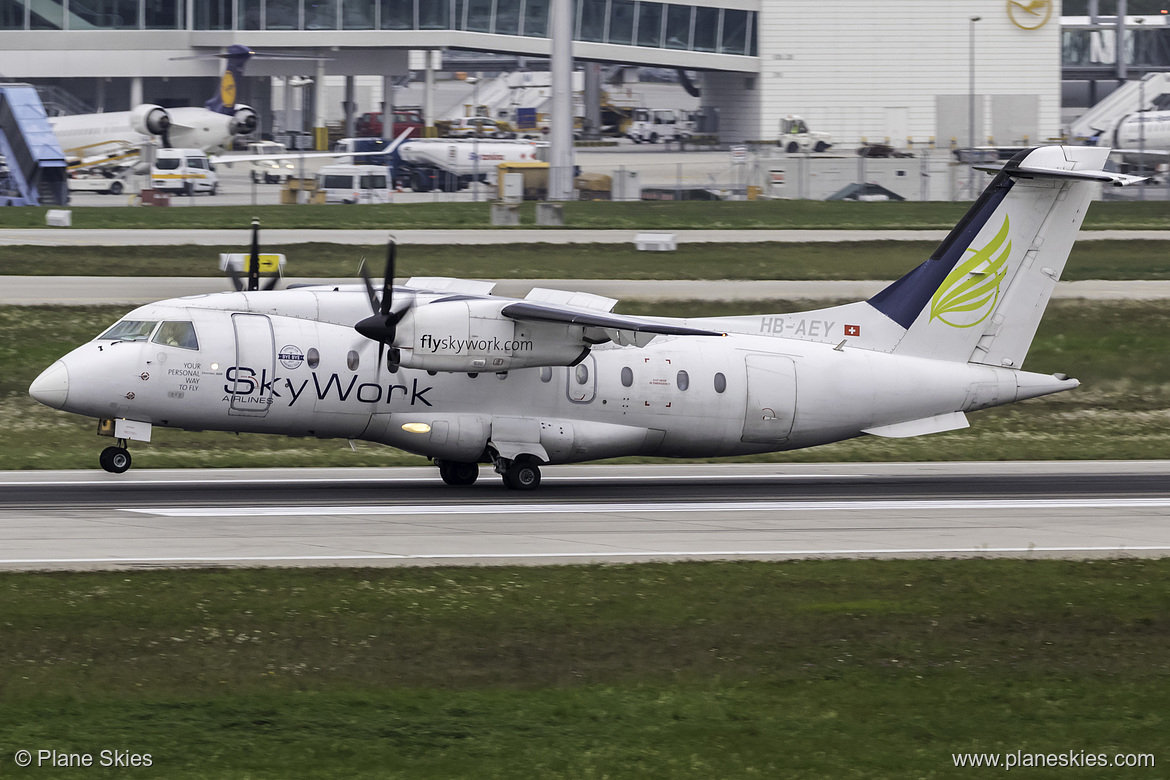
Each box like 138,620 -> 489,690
29,360 -> 69,410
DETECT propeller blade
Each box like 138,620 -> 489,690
227,265 -> 244,292
358,258 -> 380,314
247,217 -> 261,292
380,238 -> 396,317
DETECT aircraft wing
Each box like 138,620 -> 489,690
210,128 -> 414,165
501,301 -> 724,347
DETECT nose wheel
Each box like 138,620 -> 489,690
99,443 -> 132,474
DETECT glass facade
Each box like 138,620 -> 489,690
0,0 -> 758,57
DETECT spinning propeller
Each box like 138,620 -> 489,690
355,239 -> 408,370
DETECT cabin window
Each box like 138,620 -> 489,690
347,350 -> 360,370
714,372 -> 727,394
575,363 -> 589,385
99,320 -> 157,341
621,366 -> 633,387
676,370 -> 690,391
306,348 -> 320,369
151,321 -> 199,350
359,174 -> 387,188
539,366 -> 553,383
154,158 -> 180,170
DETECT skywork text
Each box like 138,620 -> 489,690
419,334 -> 534,354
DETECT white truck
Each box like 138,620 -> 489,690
627,108 -> 694,144
779,116 -> 833,154
392,139 -> 544,192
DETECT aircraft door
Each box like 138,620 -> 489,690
741,354 -> 797,443
567,355 -> 597,403
229,313 -> 276,417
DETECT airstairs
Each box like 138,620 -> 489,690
0,84 -> 68,206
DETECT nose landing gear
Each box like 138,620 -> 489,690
99,440 -> 132,474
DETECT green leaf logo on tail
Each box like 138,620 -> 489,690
929,216 -> 1011,328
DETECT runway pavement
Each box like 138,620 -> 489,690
1,228 -> 1168,246
3,462 -> 1169,570
6,277 -> 1170,305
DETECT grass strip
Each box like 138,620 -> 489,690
2,240 -> 1169,282
0,200 -> 1167,230
0,560 -> 1167,778
4,299 -> 1170,469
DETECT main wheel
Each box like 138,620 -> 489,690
503,462 -> 541,491
439,461 -> 479,486
99,446 -> 131,474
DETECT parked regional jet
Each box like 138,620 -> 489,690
29,147 -> 1140,489
1109,110 -> 1170,168
50,45 -> 261,162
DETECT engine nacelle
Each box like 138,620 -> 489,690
230,105 -> 259,136
129,104 -> 171,137
394,299 -> 589,373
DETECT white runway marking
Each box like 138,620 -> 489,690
4,546 -> 1170,567
1,473 -> 862,488
124,497 -> 1170,518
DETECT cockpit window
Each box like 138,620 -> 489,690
151,321 -> 199,350
99,320 -> 157,341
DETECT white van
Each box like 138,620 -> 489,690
247,141 -> 294,184
316,164 -> 390,204
150,148 -> 218,195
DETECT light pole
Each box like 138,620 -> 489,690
968,15 -> 981,154
468,76 -> 480,202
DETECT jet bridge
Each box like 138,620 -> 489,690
0,84 -> 68,206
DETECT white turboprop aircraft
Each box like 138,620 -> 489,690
49,45 -> 260,163
28,147 -> 1140,490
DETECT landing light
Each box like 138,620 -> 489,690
210,363 -> 220,371
401,422 -> 431,434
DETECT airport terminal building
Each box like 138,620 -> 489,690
0,0 -> 1062,146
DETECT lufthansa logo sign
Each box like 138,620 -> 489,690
220,70 -> 237,107
278,345 -> 305,370
1008,0 -> 1051,30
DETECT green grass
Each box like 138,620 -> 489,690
0,560 -> 1168,777
3,239 -> 1170,281
5,299 -> 1170,469
0,199 -> 1167,230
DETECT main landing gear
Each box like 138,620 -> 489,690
437,460 -> 479,486
435,456 -> 543,490
99,441 -> 132,474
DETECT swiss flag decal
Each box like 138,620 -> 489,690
844,324 -> 861,337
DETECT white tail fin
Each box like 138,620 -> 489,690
863,146 -> 1141,367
